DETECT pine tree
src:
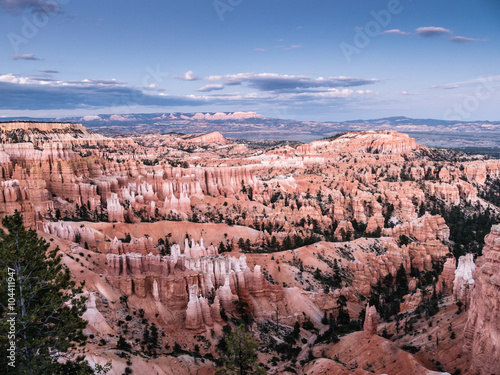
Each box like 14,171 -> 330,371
219,241 -> 226,253
237,238 -> 245,250
149,323 -> 159,350
396,263 -> 409,297
0,211 -> 92,374
247,186 -> 253,201
117,335 -> 131,352
321,311 -> 329,325
216,325 -> 265,375
292,321 -> 300,339
336,295 -> 350,326
419,202 -> 426,217
282,235 -> 293,250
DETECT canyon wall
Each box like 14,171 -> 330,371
463,225 -> 500,375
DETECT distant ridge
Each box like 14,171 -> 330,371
2,113 -> 498,126
342,116 -> 500,126
2,113 -> 499,152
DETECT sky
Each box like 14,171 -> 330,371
0,0 -> 499,122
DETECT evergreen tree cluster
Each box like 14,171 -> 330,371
0,211 -> 95,374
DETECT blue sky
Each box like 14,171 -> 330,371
0,0 -> 499,121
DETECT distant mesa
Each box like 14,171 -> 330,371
81,115 -> 102,122
76,111 -> 262,123
3,113 -> 499,152
189,111 -> 261,121
304,130 -> 421,155
0,121 -> 86,133
181,131 -> 229,144
0,120 -> 135,148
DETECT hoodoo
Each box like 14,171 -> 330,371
0,121 -> 499,374
463,225 -> 500,374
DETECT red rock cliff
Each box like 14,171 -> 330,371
463,225 -> 500,375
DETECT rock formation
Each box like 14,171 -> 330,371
104,237 -> 280,330
463,225 -> 500,375
383,214 -> 450,243
298,131 -> 421,155
453,253 -> 476,306
180,131 -> 228,145
107,193 -> 125,222
190,111 -> 261,121
184,285 -> 205,331
363,305 -> 378,338
1,122 -> 500,374
437,256 -> 456,296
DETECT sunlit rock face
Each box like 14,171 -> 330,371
463,225 -> 500,375
189,112 -> 262,121
437,256 -> 456,296
180,131 -> 229,145
297,131 -> 420,155
104,237 -> 278,330
363,305 -> 378,338
107,193 -> 125,222
0,122 -> 264,227
453,253 -> 476,305
383,214 -> 450,243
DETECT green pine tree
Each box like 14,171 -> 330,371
336,295 -> 350,326
216,324 -> 265,375
0,211 -> 92,374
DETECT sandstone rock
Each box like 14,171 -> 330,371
211,296 -> 223,323
299,131 -> 421,155
437,256 -> 456,296
183,238 -> 218,258
216,275 -> 239,312
400,289 -> 423,314
366,215 -> 384,234
425,182 -> 460,205
180,131 -> 228,145
363,305 -> 378,338
384,214 -> 450,243
0,121 -> 86,133
334,221 -> 354,241
463,225 -> 500,375
42,221 -> 105,248
185,284 -> 204,331
190,111 -> 261,121
453,253 -> 476,305
107,193 -> 124,222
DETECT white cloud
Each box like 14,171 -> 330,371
12,54 -> 41,61
197,84 -> 224,92
398,90 -> 420,95
431,75 -> 500,90
449,36 -> 483,44
205,72 -> 378,92
173,70 -> 199,81
415,26 -> 451,37
276,44 -> 302,50
382,29 -> 409,35
0,74 -> 31,84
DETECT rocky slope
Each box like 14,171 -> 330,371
463,225 -> 500,374
0,120 -> 133,147
1,121 -> 500,374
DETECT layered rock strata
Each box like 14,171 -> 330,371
463,225 -> 500,375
